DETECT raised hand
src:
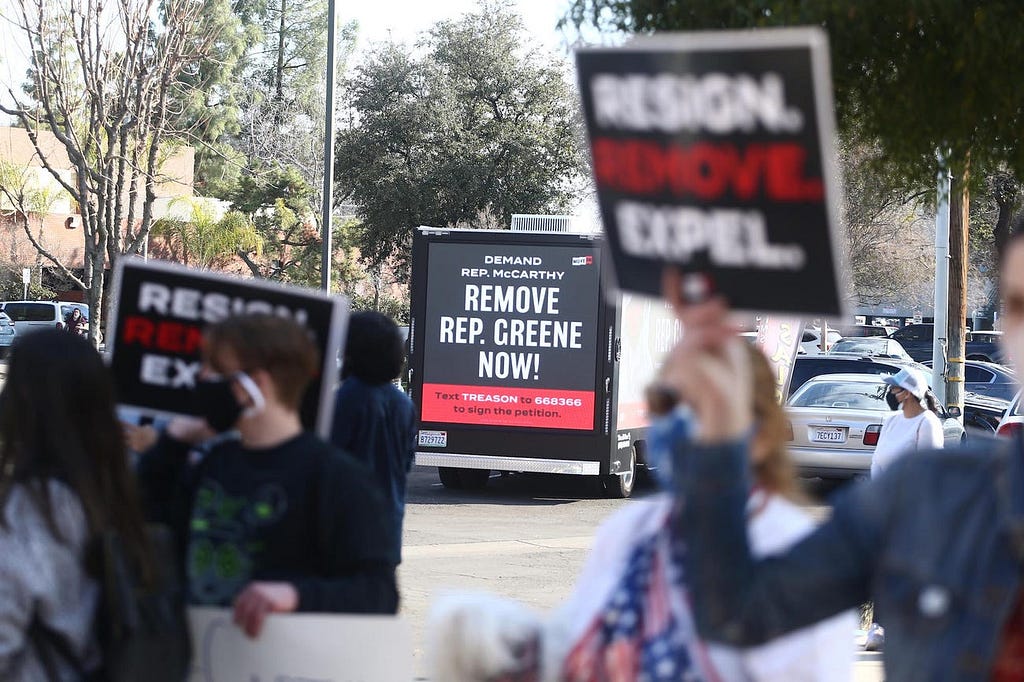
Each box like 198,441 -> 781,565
658,267 -> 753,444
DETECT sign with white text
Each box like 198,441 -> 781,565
615,293 -> 682,431
756,316 -> 803,403
106,259 -> 347,437
576,28 -> 846,316
187,607 -> 413,682
420,241 -> 602,430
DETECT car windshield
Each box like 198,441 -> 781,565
789,380 -> 889,410
831,338 -> 887,355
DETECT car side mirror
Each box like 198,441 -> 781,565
947,406 -> 962,419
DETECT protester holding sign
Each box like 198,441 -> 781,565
0,331 -> 154,679
330,311 -> 417,562
137,314 -> 398,638
428,341 -> 853,681
657,219 -> 1024,680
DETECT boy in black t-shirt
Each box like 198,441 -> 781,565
138,314 -> 397,637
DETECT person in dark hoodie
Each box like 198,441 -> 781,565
330,312 -> 417,562
137,313 -> 398,638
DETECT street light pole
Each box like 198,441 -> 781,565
320,0 -> 338,292
932,153 -> 951,405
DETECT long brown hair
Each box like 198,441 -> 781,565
0,330 -> 153,580
746,344 -> 801,501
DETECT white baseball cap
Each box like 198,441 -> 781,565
883,367 -> 928,400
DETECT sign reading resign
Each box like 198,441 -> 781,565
106,259 -> 347,437
576,28 -> 846,316
420,241 -> 602,431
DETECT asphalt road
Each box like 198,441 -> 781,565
398,465 -> 884,681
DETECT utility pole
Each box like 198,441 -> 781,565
320,0 -> 338,292
932,156 -> 950,405
946,165 -> 970,416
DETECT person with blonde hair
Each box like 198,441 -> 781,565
428,342 -> 854,682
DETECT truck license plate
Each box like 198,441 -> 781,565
418,430 -> 447,447
812,428 -> 846,444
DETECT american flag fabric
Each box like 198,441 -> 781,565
562,518 -> 715,682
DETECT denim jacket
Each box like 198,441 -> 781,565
670,418 -> 1024,682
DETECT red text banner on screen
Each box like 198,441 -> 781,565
421,383 -> 595,430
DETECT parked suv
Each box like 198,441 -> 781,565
1,301 -> 90,335
889,323 -> 1004,363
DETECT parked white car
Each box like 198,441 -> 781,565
786,373 -> 965,478
828,337 -> 914,362
997,390 -> 1024,438
0,301 -> 89,335
798,328 -> 843,355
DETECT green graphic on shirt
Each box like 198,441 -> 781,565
186,479 -> 289,605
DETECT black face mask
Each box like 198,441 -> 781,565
886,390 -> 900,411
195,377 -> 244,432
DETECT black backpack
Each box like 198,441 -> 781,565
31,524 -> 192,682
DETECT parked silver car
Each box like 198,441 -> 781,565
786,373 -> 965,478
827,337 -> 913,362
0,311 -> 16,354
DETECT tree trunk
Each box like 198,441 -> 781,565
946,165 -> 970,414
994,174 -> 1020,260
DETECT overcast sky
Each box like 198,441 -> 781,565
0,0 -> 600,217
0,0 -> 585,96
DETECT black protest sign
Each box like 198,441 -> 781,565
106,259 -> 347,437
576,28 -> 846,316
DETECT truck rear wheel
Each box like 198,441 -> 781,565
603,446 -> 636,499
438,467 -> 465,490
459,468 -> 491,490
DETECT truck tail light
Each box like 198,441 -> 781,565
997,421 -> 1023,438
863,424 -> 882,446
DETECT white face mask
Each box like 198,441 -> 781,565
234,372 -> 267,417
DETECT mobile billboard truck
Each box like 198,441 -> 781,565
409,227 -> 680,498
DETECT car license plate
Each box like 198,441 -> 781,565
418,430 -> 447,447
812,428 -> 846,444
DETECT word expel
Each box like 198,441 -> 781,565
591,72 -> 804,135
137,282 -> 309,324
464,285 -> 560,315
616,202 -> 806,269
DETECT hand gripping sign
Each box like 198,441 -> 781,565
106,259 -> 348,438
576,28 -> 848,317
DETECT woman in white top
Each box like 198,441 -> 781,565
429,344 -> 854,682
871,367 -> 945,478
